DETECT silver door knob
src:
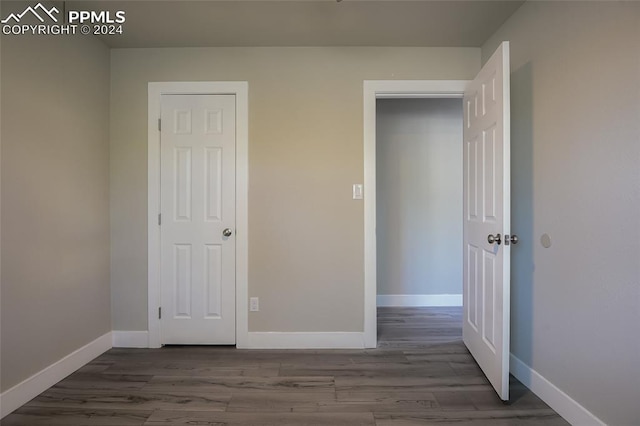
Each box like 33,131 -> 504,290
223,228 -> 233,237
487,234 -> 502,245
505,234 -> 518,245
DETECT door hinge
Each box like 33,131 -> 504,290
158,307 -> 162,319
158,118 -> 161,132
158,213 -> 161,226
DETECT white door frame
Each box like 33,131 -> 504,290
148,81 -> 249,349
363,80 -> 470,348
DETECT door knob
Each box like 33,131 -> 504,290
505,234 -> 518,245
223,228 -> 233,237
487,234 -> 502,245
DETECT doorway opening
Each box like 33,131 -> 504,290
362,80 -> 469,348
375,97 -> 464,346
365,43 -> 511,401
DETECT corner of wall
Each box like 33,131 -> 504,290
0,333 -> 112,419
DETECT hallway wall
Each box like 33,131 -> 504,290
376,98 -> 463,302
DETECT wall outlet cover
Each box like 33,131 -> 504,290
249,297 -> 259,312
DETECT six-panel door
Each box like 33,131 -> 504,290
463,42 -> 511,400
160,94 -> 236,345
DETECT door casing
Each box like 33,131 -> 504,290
362,80 -> 470,348
148,81 -> 249,349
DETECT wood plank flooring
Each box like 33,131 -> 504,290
2,307 -> 568,425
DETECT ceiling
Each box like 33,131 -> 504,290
66,0 -> 525,48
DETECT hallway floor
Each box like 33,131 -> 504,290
2,307 -> 568,425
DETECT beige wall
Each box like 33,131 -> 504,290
376,98 -> 463,296
0,33 -> 111,390
483,2 -> 640,424
110,47 -> 480,332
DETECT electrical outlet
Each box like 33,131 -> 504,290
249,297 -> 259,312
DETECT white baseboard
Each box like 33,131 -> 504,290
377,294 -> 462,307
112,331 -> 149,348
510,354 -> 605,426
245,332 -> 365,349
0,332 -> 112,419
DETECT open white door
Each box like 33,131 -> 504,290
463,41 -> 511,400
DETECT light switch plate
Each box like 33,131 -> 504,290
353,184 -> 364,200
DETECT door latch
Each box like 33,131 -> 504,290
505,234 -> 519,245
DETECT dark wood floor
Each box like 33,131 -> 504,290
2,307 -> 568,425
